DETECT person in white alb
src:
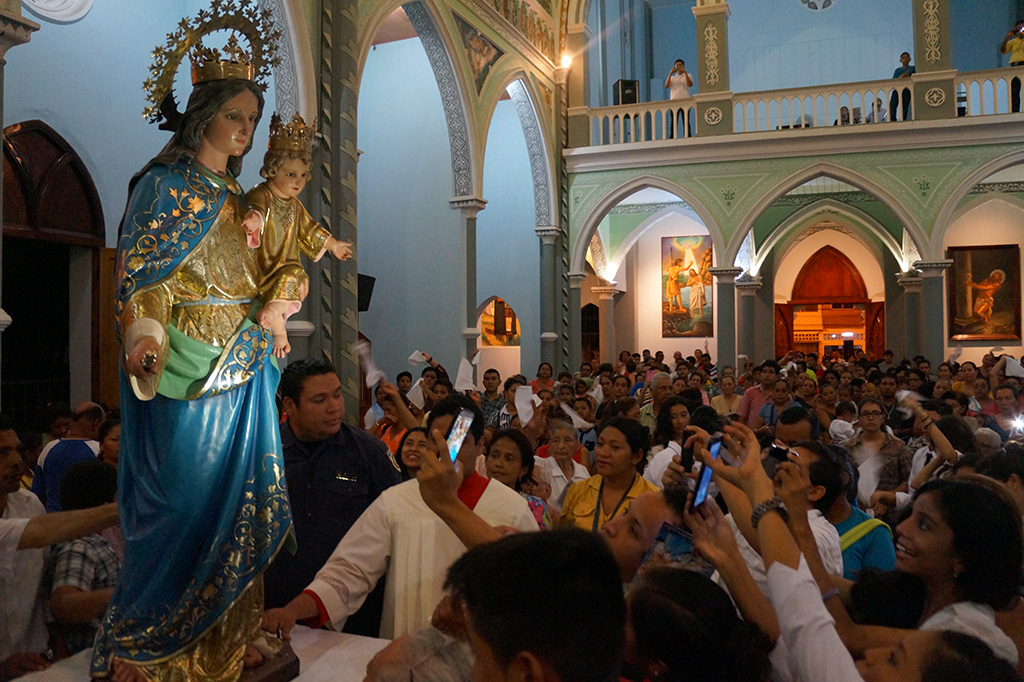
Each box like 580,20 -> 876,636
261,396 -> 537,640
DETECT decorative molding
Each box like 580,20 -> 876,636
971,181 -> 1024,194
285,320 -> 315,338
589,233 -> 608,277
507,79 -> 553,226
475,0 -> 555,68
568,272 -> 587,287
799,0 -> 835,9
22,0 -> 90,22
608,200 -> 692,215
912,260 -> 952,277
772,192 -> 877,206
703,22 -> 720,86
535,226 -> 560,244
404,2 -> 474,197
896,272 -> 923,292
591,285 -> 620,299
734,230 -> 754,271
922,0 -> 941,63
925,87 -> 946,107
0,8 -> 38,57
0,308 -> 11,333
704,106 -> 723,125
709,267 -> 743,282
449,195 -> 488,217
735,276 -> 763,293
261,0 -> 298,117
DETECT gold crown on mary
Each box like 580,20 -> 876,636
142,0 -> 281,122
269,113 -> 315,153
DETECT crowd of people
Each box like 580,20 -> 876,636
5,344 -> 1024,681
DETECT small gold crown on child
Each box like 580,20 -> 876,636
268,113 -> 315,153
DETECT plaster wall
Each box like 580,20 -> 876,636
772,229 -> 886,303
942,196 -> 1024,362
626,210 -> 715,358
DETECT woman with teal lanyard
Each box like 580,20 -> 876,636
560,417 -> 661,531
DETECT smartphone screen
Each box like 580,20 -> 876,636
445,409 -> 474,462
689,435 -> 722,510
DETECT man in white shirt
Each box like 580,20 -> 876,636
262,396 -> 537,640
0,417 -> 119,679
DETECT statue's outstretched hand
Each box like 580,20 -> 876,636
126,337 -> 161,379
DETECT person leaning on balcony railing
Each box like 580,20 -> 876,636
665,59 -> 693,138
1000,18 -> 1024,113
889,51 -> 915,122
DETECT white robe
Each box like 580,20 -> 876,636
306,477 -> 537,639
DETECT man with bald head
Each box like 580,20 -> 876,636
31,402 -> 105,512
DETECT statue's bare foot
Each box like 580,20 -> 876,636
243,645 -> 264,669
111,660 -> 147,682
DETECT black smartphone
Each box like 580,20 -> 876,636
766,443 -> 792,465
689,434 -> 722,511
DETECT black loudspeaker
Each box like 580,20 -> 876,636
843,339 -> 854,357
613,79 -> 639,105
358,274 -> 375,312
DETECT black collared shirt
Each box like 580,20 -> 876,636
263,420 -> 401,612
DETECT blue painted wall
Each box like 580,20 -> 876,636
478,98 -> 541,376
588,0 -> 1019,106
357,37 -> 464,378
7,0 -> 274,246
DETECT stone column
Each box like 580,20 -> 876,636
451,197 -> 487,362
691,0 -> 733,136
735,277 -> 761,367
537,226 -> 560,368
592,285 -> 619,365
915,260 -> 952,366
564,27 -> 591,148
710,267 -> 742,371
567,272 -> 586,374
911,0 -> 955,120
0,5 -> 39,407
898,272 -> 924,358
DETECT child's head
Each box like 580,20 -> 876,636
261,149 -> 312,199
835,400 -> 857,422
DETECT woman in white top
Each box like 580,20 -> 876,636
690,422 -> 1022,681
644,396 -> 691,487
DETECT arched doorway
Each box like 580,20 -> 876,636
774,245 -> 884,360
477,296 -> 522,383
2,120 -> 106,424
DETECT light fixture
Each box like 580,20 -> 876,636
560,54 -> 572,69
841,331 -> 854,338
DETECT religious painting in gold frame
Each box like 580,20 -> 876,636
662,236 -> 713,338
946,244 -> 1021,341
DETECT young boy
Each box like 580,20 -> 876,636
245,113 -> 353,357
829,400 -> 858,446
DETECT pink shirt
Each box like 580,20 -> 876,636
736,384 -> 771,428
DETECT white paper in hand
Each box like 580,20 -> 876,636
895,389 -> 925,419
356,340 -> 387,389
363,407 -> 376,430
561,402 -> 594,431
857,455 -> 884,508
471,351 -> 481,366
409,350 -> 428,365
407,378 -> 425,410
949,346 -> 963,363
455,358 -> 476,391
515,385 -> 536,426
1006,356 -> 1024,378
991,346 -> 1005,355
588,382 -> 604,404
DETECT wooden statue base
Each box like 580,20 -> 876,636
239,643 -> 299,682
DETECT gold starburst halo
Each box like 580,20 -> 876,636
142,0 -> 282,123
268,112 -> 315,153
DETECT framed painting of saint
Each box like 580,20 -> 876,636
946,244 -> 1021,341
662,236 -> 713,337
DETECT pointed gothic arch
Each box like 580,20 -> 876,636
723,161 -> 928,271
570,174 -> 722,275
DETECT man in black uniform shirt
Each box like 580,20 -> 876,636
263,359 -> 401,636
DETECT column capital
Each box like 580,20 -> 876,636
912,260 -> 953,277
285,320 -> 315,338
709,267 -> 743,282
591,286 -> 620,300
462,328 -> 481,340
735,276 -> 762,294
449,196 -> 487,217
554,66 -> 569,86
692,1 -> 730,18
535,226 -> 560,245
0,7 -> 39,59
897,271 -> 924,292
568,272 -> 587,287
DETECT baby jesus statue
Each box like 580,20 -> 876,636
244,112 -> 352,356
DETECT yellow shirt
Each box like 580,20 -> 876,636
1005,35 -> 1024,64
561,474 -> 661,531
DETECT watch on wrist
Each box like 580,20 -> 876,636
750,496 -> 789,530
